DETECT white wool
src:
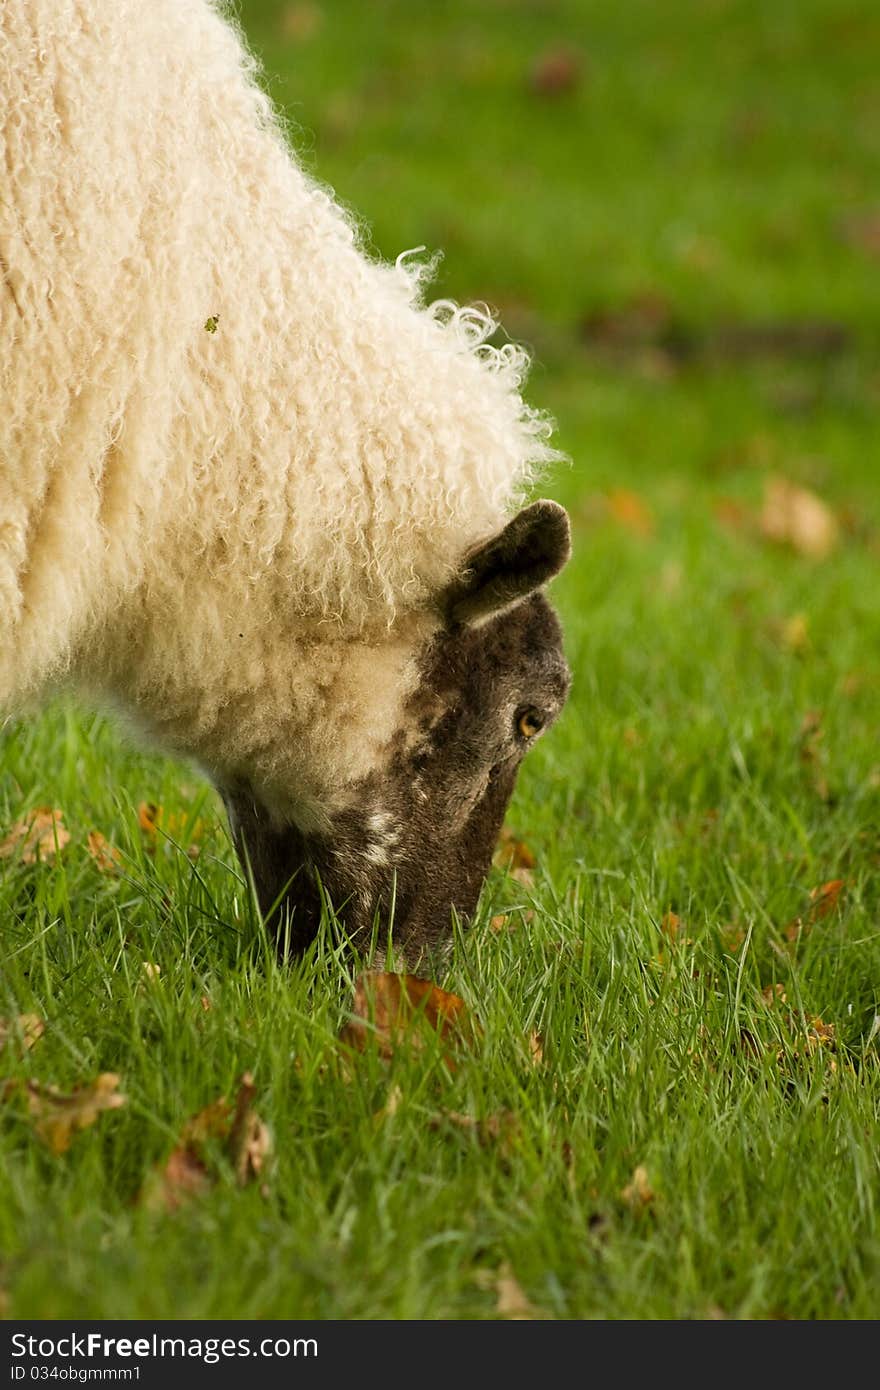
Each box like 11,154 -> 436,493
0,0 -> 558,819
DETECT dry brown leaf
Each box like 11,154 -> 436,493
529,46 -> 582,97
138,801 -> 161,834
528,1030 -> 544,1067
494,827 -> 537,885
340,972 -> 476,1060
606,488 -> 654,537
784,878 -> 845,943
373,1083 -> 404,1122
142,1072 -> 270,1211
620,1164 -> 655,1210
759,477 -> 838,559
660,911 -> 683,940
86,830 -> 122,873
495,1262 -> 536,1320
0,808 -> 70,866
809,879 -> 846,919
24,1073 -> 126,1154
230,1081 -> 272,1186
805,1016 -> 836,1053
0,1012 -> 44,1053
761,984 -> 787,1007
154,1146 -> 211,1208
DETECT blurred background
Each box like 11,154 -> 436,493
238,0 -> 879,476
235,0 -> 879,877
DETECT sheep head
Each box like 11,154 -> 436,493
220,500 -> 571,963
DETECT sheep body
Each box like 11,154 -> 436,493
1,3 -> 570,947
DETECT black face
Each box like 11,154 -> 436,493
221,592 -> 570,962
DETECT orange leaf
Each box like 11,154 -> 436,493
606,488 -> 654,537
138,802 -> 162,834
340,972 -> 476,1059
809,879 -> 845,919
86,830 -> 122,873
23,1073 -> 126,1154
660,911 -> 683,940
0,808 -> 70,865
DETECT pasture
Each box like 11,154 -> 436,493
1,0 -> 878,1319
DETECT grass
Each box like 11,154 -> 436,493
2,0 -> 879,1319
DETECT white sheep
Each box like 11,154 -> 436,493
0,0 -> 571,957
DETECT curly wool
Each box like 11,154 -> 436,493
0,0 -> 558,814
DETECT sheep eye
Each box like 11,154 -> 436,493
516,707 -> 545,740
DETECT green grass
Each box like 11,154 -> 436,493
2,0 -> 879,1319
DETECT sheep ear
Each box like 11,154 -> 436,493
444,499 -> 571,627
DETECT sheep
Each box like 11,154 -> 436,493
0,0 -> 571,961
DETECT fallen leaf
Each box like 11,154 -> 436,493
495,1262 -> 536,1319
373,1083 -> 404,1122
784,878 -> 845,943
23,1073 -> 126,1154
339,972 -> 476,1059
660,911 -> 684,940
759,477 -> 838,559
529,46 -> 582,97
228,1073 -> 272,1185
606,488 -> 654,537
761,984 -> 787,1007
138,801 -> 161,834
0,1013 -> 44,1053
809,879 -> 845,919
152,1146 -> 211,1208
528,1030 -> 544,1066
0,808 -> 70,865
804,1016 -> 836,1053
494,827 -> 537,885
620,1164 -> 654,1210
86,830 -> 122,873
142,1072 -> 270,1211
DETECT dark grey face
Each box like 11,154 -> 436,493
220,500 -> 571,961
